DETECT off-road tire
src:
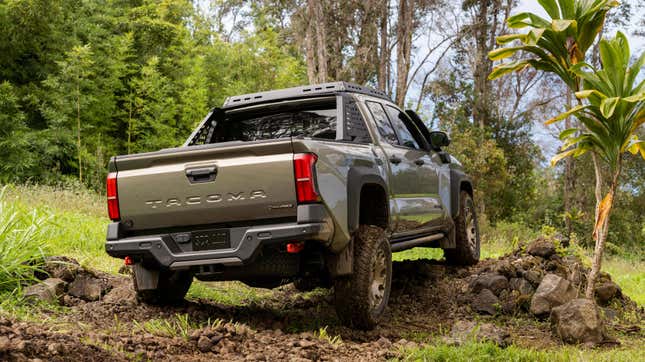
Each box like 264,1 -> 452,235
133,268 -> 193,305
333,225 -> 392,330
444,191 -> 480,265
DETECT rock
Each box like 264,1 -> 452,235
102,285 -> 136,304
527,238 -> 557,258
0,335 -> 10,352
470,273 -> 509,296
595,282 -> 621,305
522,269 -> 543,287
444,320 -> 510,347
24,278 -> 66,304
551,299 -> 604,344
376,336 -> 391,348
197,336 -> 212,352
494,260 -> 517,278
511,256 -> 540,273
472,289 -> 499,315
530,274 -> 577,317
42,256 -> 81,282
68,274 -> 103,301
509,277 -> 534,295
47,342 -> 62,354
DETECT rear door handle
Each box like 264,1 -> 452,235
414,159 -> 425,166
389,156 -> 402,165
186,166 -> 217,183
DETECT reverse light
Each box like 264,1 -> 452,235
107,172 -> 121,221
293,153 -> 320,203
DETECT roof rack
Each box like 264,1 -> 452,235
222,81 -> 390,108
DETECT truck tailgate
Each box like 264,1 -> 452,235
114,139 -> 297,231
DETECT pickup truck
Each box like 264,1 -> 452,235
105,82 -> 479,329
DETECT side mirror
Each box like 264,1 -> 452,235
428,131 -> 450,150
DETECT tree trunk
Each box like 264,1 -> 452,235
585,155 -> 622,299
394,0 -> 413,107
378,0 -> 389,91
313,0 -> 327,82
471,0 -> 501,128
76,81 -> 82,183
563,89 -> 574,245
305,2 -> 317,84
472,0 -> 489,128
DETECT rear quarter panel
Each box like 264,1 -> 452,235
292,139 -> 386,252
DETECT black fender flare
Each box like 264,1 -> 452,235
347,166 -> 389,234
450,168 -> 473,218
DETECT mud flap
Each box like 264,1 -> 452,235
133,264 -> 159,290
326,239 -> 353,277
440,218 -> 456,249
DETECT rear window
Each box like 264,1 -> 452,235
211,97 -> 337,143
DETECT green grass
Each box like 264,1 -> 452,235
0,184 -> 118,274
187,280 -> 272,305
0,187 -> 50,292
396,341 -> 643,362
133,313 -> 197,339
603,256 -> 644,306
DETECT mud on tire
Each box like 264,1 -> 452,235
445,190 -> 480,266
133,267 -> 193,305
333,225 -> 392,330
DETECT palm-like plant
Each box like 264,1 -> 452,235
547,31 -> 644,297
488,0 -> 618,91
487,0 -> 645,301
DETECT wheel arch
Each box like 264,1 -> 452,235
347,167 -> 389,234
450,168 -> 474,218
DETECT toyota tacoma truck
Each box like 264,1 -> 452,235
105,82 -> 479,329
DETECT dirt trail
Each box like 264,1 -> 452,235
1,245 -> 643,361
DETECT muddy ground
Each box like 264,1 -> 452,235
1,245 -> 643,361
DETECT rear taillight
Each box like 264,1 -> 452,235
107,172 -> 120,221
293,153 -> 320,203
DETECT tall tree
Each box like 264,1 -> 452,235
394,0 -> 414,106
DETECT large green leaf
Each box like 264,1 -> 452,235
488,47 -> 524,61
539,0 -> 561,19
507,12 -> 551,29
488,60 -> 530,80
575,89 -> 605,99
599,97 -> 620,118
496,33 -> 526,44
545,104 -> 587,125
552,19 -> 576,32
550,148 -> 578,166
559,128 -> 578,140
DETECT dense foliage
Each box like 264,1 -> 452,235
0,0 -> 306,187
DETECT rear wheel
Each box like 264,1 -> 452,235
444,191 -> 480,265
333,225 -> 392,330
133,266 -> 193,305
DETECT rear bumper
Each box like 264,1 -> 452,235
105,205 -> 333,270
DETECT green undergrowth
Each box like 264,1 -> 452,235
395,341 -> 643,362
0,184 -> 117,272
186,280 -> 272,305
